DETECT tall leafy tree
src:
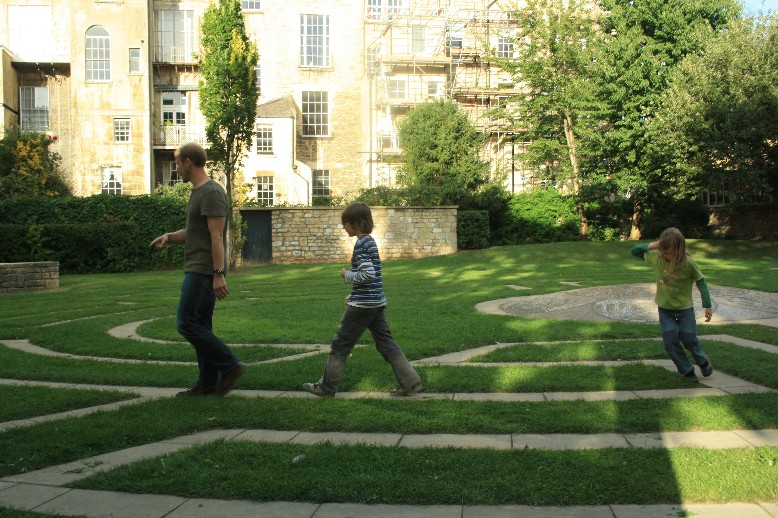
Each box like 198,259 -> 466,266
650,14 -> 778,204
593,0 -> 740,238
497,0 -> 605,239
198,0 -> 258,268
397,100 -> 489,204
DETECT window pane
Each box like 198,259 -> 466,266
300,14 -> 330,67
19,86 -> 49,131
302,91 -> 329,136
254,125 -> 273,153
86,26 -> 111,81
129,48 -> 140,73
241,0 -> 261,10
114,118 -> 131,142
255,176 -> 274,205
101,166 -> 122,195
312,169 -> 331,196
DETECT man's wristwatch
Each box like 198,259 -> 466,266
213,268 -> 225,276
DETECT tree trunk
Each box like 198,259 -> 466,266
629,199 -> 643,240
563,113 -> 588,240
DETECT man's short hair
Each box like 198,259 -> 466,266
176,143 -> 207,168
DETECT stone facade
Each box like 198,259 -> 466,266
270,206 -> 457,264
0,262 -> 59,293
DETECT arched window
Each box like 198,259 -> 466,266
86,26 -> 111,81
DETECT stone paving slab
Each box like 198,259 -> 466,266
34,489 -> 186,518
161,429 -> 247,445
462,504 -> 614,518
625,431 -> 754,449
292,431 -> 403,447
314,503 -> 462,518
514,433 -> 630,450
0,482 -> 71,510
399,433 -> 513,450
233,429 -> 301,443
733,429 -> 778,447
610,503 -> 778,518
167,498 -> 320,518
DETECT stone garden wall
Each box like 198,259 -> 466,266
0,262 -> 59,293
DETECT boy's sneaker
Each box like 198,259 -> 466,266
302,382 -> 334,398
216,362 -> 246,395
390,382 -> 423,396
176,386 -> 214,397
700,361 -> 714,377
683,369 -> 699,381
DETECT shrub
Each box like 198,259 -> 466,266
493,189 -> 579,244
0,195 -> 187,271
456,211 -> 490,250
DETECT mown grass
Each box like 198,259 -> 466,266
69,440 -> 778,505
0,240 -> 776,508
0,385 -> 136,422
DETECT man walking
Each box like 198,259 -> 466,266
149,142 -> 245,396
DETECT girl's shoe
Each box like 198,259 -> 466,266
302,382 -> 334,397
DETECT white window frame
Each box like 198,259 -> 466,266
254,63 -> 261,95
411,25 -> 425,53
129,48 -> 141,73
19,86 -> 49,132
388,80 -> 406,99
497,37 -> 514,58
301,91 -> 329,137
312,169 -> 331,196
101,166 -> 122,195
161,91 -> 187,125
156,10 -> 194,63
162,160 -> 181,185
255,175 -> 274,206
241,0 -> 261,10
300,14 -> 330,68
113,118 -> 131,143
86,26 -> 111,82
254,125 -> 273,154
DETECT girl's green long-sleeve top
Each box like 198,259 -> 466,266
631,243 -> 712,310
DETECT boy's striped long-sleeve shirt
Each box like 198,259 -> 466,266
343,235 -> 387,308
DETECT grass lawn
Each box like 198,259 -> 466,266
1,240 -> 776,507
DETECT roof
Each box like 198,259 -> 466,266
256,95 -> 300,118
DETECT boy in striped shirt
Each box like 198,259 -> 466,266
303,203 -> 423,397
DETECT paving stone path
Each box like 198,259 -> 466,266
1,284 -> 777,517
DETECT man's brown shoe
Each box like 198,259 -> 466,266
176,386 -> 214,397
216,363 -> 246,395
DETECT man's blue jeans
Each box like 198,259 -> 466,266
319,305 -> 421,394
658,306 -> 709,375
176,272 -> 239,390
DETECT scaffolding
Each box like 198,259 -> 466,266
365,0 -> 520,182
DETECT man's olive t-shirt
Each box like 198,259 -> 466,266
184,180 -> 227,275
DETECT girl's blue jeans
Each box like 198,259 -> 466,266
318,305 -> 421,394
176,272 -> 239,390
658,306 -> 709,376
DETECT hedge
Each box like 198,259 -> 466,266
0,195 -> 186,272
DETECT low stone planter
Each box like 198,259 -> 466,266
0,262 -> 59,293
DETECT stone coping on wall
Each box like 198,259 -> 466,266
0,262 -> 60,293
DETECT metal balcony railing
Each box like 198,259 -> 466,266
153,125 -> 207,147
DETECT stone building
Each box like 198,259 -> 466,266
0,0 -> 531,202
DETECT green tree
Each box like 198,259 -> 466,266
593,0 -> 740,238
198,0 -> 259,269
650,13 -> 778,204
497,0 -> 605,239
397,100 -> 489,205
0,128 -> 70,199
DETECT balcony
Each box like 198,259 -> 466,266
153,124 -> 207,148
154,46 -> 197,64
8,43 -> 71,64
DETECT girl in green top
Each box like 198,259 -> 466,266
631,227 -> 714,380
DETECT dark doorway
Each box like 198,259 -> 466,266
240,209 -> 272,263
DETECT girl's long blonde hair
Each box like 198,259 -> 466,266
657,227 -> 688,272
